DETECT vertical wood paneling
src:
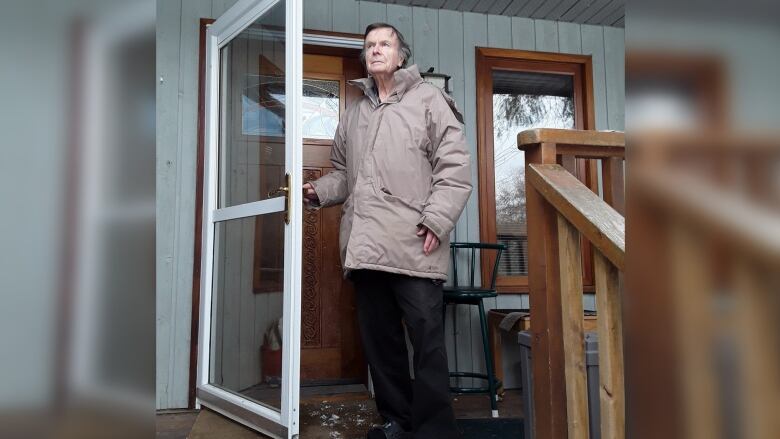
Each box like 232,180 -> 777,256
438,7 -> 465,250
604,27 -> 624,130
495,294 -> 524,310
156,0 -> 183,410
387,4 -> 413,64
436,7 -> 463,264
581,24 -> 607,130
437,8 -> 463,374
557,21 -> 582,54
487,15 -> 512,49
461,11 -> 485,247
358,0 -> 387,31
304,0 -> 332,31
511,17 -> 535,50
412,6 -> 439,71
481,13 -> 512,372
462,11 -> 487,385
534,19 -> 558,52
333,0 -> 359,34
583,26 -> 610,315
174,0 -> 213,405
211,0 -> 239,17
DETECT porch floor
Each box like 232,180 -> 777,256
156,389 -> 525,438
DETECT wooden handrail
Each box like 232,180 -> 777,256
631,130 -> 780,153
519,128 -> 626,148
522,129 -> 626,439
519,128 -> 626,158
528,163 -> 625,271
637,169 -> 780,266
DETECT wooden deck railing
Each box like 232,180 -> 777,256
634,167 -> 780,439
519,128 -> 626,439
626,133 -> 780,439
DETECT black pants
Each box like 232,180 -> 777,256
352,270 -> 460,439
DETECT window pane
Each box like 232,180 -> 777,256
302,78 -> 339,139
242,74 -> 285,136
493,70 -> 574,277
218,1 -> 286,209
209,212 -> 285,412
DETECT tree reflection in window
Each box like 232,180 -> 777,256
493,77 -> 574,277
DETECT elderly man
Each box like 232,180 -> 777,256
302,22 -> 471,439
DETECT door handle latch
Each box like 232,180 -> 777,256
268,186 -> 289,198
267,173 -> 291,224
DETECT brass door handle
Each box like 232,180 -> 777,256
267,174 -> 291,224
268,186 -> 289,198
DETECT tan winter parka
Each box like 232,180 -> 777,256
309,65 -> 472,280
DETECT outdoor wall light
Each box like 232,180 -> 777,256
420,67 -> 451,94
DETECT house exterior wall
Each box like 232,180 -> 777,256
156,0 -> 625,409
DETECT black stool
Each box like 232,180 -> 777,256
443,242 -> 505,418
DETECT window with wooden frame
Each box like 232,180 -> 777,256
476,48 -> 598,293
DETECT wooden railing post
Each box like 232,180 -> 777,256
734,260 -> 780,439
669,222 -> 721,439
557,213 -> 589,439
602,157 -> 625,215
525,141 -> 569,439
594,251 -> 625,439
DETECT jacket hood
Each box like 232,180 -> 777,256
348,64 -> 463,123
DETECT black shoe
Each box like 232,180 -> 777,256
366,420 -> 411,439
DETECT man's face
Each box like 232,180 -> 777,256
364,27 -> 403,77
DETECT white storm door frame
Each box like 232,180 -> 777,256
195,0 -> 303,437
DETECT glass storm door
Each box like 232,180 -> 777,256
196,0 -> 303,437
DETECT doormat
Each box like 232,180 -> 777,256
457,418 -> 524,439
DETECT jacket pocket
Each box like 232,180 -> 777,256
375,184 -> 425,214
371,146 -> 432,204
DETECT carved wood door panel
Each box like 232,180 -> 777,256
298,51 -> 365,384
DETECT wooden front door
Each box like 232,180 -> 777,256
300,50 -> 365,385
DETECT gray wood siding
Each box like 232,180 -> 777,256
157,0 -> 624,408
156,0 -> 243,410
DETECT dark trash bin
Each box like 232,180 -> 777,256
517,330 -> 601,439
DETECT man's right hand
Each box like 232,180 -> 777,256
302,182 -> 320,206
